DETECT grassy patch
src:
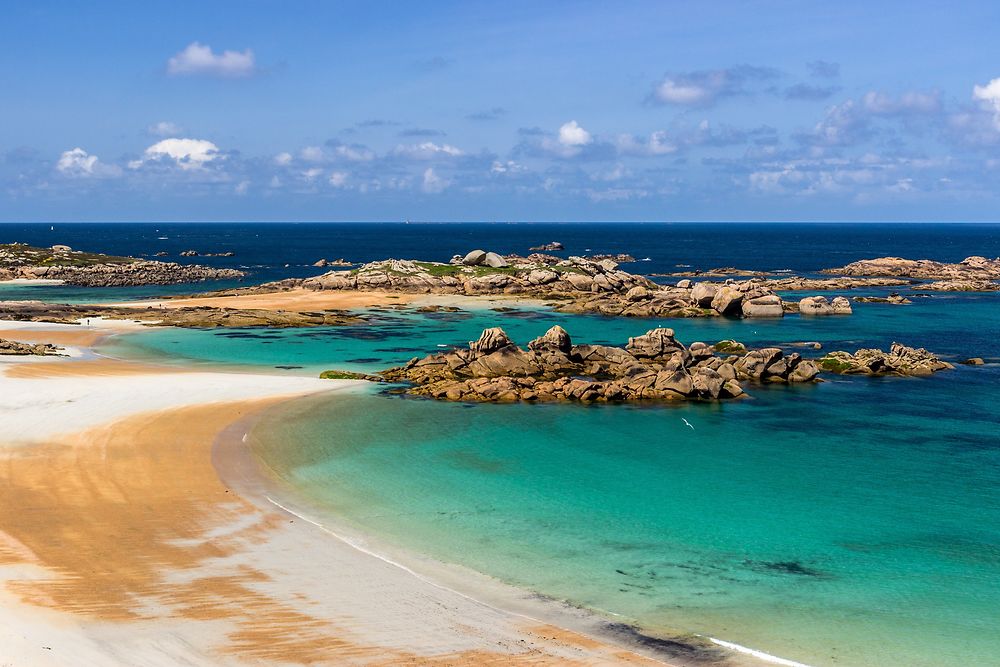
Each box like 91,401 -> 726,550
818,357 -> 854,373
0,243 -> 136,267
413,261 -> 463,277
320,370 -> 377,380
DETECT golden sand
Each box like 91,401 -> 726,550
126,287 -> 417,312
4,357 -> 182,379
0,327 -> 107,347
0,397 -> 664,664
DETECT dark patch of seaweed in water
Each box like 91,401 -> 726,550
744,560 -> 825,577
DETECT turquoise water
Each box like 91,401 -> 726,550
106,294 -> 1000,666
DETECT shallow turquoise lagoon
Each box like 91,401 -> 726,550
107,296 -> 1000,666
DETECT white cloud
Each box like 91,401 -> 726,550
301,168 -> 323,181
300,146 -> 324,162
616,130 -> 677,156
274,152 -> 293,166
650,67 -> 779,107
298,144 -> 376,163
558,120 -> 592,147
491,160 -> 525,174
329,171 -> 348,187
394,142 -> 464,159
130,138 -> 220,170
56,147 -> 119,178
167,42 -> 256,78
654,79 -> 712,105
147,121 -> 183,137
57,148 -> 98,176
862,90 -> 941,115
332,144 -> 375,161
235,180 -> 250,195
421,167 -> 449,193
973,77 -> 1000,128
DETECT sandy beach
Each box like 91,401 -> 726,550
117,287 -> 421,311
114,286 -> 551,314
0,321 -> 682,666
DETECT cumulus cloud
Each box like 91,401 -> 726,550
329,171 -> 349,187
167,42 -> 256,78
393,142 -> 464,159
147,121 -> 183,137
56,147 -> 120,178
421,167 -> 449,193
558,120 -> 592,147
800,90 -> 942,147
861,90 -> 941,115
130,138 -> 220,170
973,77 -> 1000,128
274,152 -> 293,166
616,131 -> 678,156
650,66 -> 779,106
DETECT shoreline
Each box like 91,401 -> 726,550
223,393 -> 810,667
0,323 -> 681,665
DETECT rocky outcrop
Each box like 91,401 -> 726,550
920,280 -> 1000,292
585,254 -> 637,263
0,338 -> 64,356
298,256 -> 820,319
381,326 -> 821,403
798,295 -> 853,316
0,301 -> 363,329
818,343 -> 953,376
824,256 -> 1000,282
313,258 -> 353,268
19,261 -> 244,287
759,276 -> 913,290
529,242 -> 564,251
0,243 -> 244,286
664,267 -> 770,277
854,293 -> 912,304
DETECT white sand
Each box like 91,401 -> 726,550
0,323 -> 707,666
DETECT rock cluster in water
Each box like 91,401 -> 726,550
824,256 -> 1000,285
529,241 -> 564,251
818,343 -> 953,376
381,326 -> 822,403
795,295 -> 854,315
0,338 -> 63,356
299,255 -> 841,320
0,243 -> 244,286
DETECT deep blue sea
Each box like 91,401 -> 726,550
5,222 -> 1000,666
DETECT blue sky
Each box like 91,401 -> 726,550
3,0 -> 1000,222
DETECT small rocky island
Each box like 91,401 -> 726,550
819,344 -> 954,376
380,328 -> 957,404
295,251 -> 848,319
382,326 -> 821,403
824,256 -> 1000,291
0,243 -> 244,286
